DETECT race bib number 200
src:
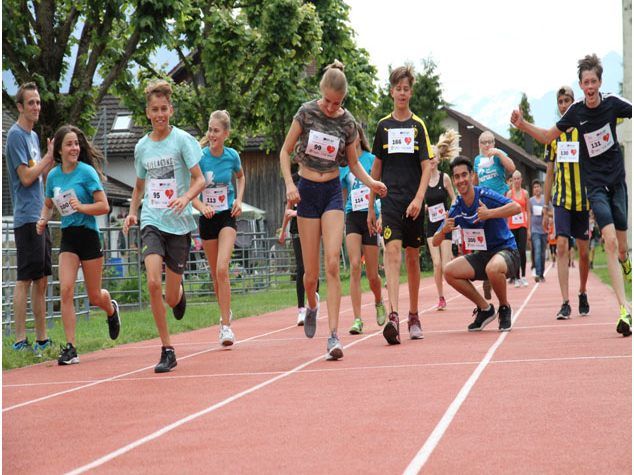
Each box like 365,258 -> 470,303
463,228 -> 487,251
53,189 -> 78,216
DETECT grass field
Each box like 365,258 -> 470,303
589,246 -> 632,300
2,268 -> 418,370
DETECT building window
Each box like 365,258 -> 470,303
112,114 -> 132,131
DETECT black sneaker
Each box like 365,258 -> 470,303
498,305 -> 513,332
483,279 -> 492,300
107,299 -> 121,340
172,282 -> 186,320
383,312 -> 401,345
556,301 -> 571,320
58,343 -> 79,365
578,293 -> 590,316
468,304 -> 496,332
154,347 -> 177,373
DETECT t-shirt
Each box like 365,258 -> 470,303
340,150 -> 380,215
441,186 -> 517,253
134,126 -> 201,235
372,113 -> 434,212
474,153 -> 509,195
45,162 -> 104,233
544,128 -> 589,211
556,93 -> 632,187
199,146 -> 242,211
529,195 -> 546,235
5,123 -> 45,228
292,100 -> 358,173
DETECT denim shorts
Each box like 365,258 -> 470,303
586,182 -> 628,231
296,176 -> 344,218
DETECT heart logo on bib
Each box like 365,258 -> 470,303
365,194 -> 369,200
219,195 -> 225,203
571,149 -> 577,155
326,145 -> 335,154
405,137 -> 412,145
603,134 -> 610,142
165,189 -> 174,199
477,236 -> 484,243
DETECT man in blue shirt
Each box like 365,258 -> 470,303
433,156 -> 520,332
5,82 -> 54,353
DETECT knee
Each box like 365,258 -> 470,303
147,277 -> 163,296
87,289 -> 103,306
349,258 -> 362,276
485,262 -> 504,278
216,264 -> 230,281
324,257 -> 340,278
604,235 -> 618,254
60,283 -> 75,301
556,242 -> 568,258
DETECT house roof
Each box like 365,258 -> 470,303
103,175 -> 133,202
91,95 -> 147,156
442,106 -> 546,171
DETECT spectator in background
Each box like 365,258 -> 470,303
529,179 -> 547,282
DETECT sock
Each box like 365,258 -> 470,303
36,339 -> 50,345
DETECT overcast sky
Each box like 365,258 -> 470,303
346,0 -> 623,99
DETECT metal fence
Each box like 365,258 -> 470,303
2,218 -> 297,335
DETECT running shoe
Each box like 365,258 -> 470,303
616,306 -> 632,337
408,312 -> 423,340
556,301 -> 571,320
58,343 -> 79,365
578,293 -> 590,317
383,311 -> 400,345
498,305 -> 513,332
154,346 -> 177,373
107,299 -> 121,340
483,279 -> 492,299
12,339 -> 31,351
33,339 -> 53,357
513,279 -> 521,288
326,334 -> 343,360
297,307 -> 306,326
437,296 -> 447,311
620,256 -> 632,283
303,293 -> 319,339
468,304 -> 496,332
349,318 -> 363,335
520,277 -> 528,287
219,325 -> 235,346
375,301 -> 387,326
172,281 -> 186,320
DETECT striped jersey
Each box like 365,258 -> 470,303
544,128 -> 589,211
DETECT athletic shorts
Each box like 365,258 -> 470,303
199,211 -> 236,240
345,211 -> 378,246
60,226 -> 103,261
586,182 -> 628,231
15,222 -> 52,281
464,247 -> 520,282
297,177 -> 344,219
425,219 -> 451,240
381,205 -> 424,249
553,206 -> 589,241
141,225 -> 190,275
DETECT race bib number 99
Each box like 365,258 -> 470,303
387,128 -> 415,154
583,123 -> 614,158
306,130 -> 339,161
149,179 -> 177,209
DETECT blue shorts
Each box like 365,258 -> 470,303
297,177 -> 343,219
586,182 -> 628,231
553,206 -> 589,240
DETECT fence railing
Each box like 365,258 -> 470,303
2,218 -> 297,335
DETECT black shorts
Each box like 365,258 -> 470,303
199,211 -> 237,240
15,222 -> 52,281
425,219 -> 451,240
297,177 -> 344,218
464,247 -> 520,281
141,225 -> 190,275
586,182 -> 628,231
381,205 -> 424,249
60,226 -> 103,261
345,211 -> 378,246
553,206 -> 589,240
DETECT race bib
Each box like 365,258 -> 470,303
463,228 -> 487,251
202,186 -> 229,212
149,178 -> 177,209
306,130 -> 339,161
451,226 -> 462,244
511,212 -> 525,225
428,203 -> 445,223
583,123 -> 614,158
532,205 -> 543,216
53,189 -> 78,217
556,141 -> 580,163
350,186 -> 370,212
387,128 -> 415,154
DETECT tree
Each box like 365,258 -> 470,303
509,93 -> 542,156
2,0 -> 181,141
368,59 -> 448,145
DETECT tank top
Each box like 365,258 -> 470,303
424,172 -> 448,207
506,188 -> 528,230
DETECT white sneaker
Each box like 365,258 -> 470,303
521,277 -> 528,287
219,325 -> 234,347
514,279 -> 521,288
297,307 -> 306,326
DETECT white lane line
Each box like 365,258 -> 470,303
402,274 -> 545,475
65,289 -> 468,474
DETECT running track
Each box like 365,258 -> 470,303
3,265 -> 631,474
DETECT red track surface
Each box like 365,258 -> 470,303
3,265 -> 631,474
